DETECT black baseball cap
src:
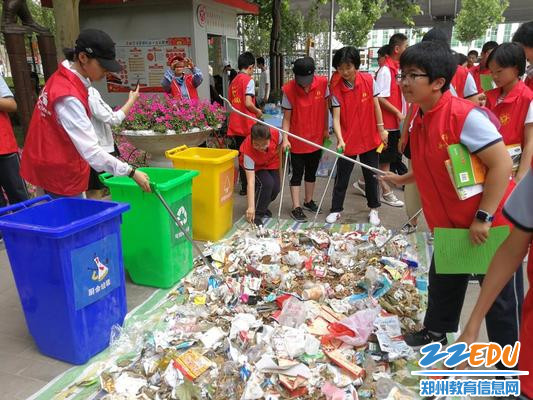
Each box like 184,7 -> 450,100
75,29 -> 122,73
292,56 -> 315,86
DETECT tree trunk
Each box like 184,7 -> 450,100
269,0 -> 281,96
52,0 -> 80,60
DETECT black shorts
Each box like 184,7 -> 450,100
290,150 -> 322,186
87,149 -> 117,190
380,129 -> 401,164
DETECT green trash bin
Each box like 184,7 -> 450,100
100,168 -> 198,288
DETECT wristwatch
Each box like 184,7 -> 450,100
128,166 -> 136,178
475,209 -> 494,223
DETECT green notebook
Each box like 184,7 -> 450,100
434,226 -> 510,274
480,74 -> 495,91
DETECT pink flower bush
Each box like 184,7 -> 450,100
122,94 -> 226,134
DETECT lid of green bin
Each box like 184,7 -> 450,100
101,168 -> 198,191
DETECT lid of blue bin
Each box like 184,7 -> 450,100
0,198 -> 130,238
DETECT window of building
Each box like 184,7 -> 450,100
503,23 -> 512,42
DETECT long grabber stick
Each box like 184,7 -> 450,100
220,96 -> 385,176
377,208 -> 424,249
277,147 -> 290,231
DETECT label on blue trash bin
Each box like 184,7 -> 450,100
71,233 -> 121,310
170,195 -> 192,244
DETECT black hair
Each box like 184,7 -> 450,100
332,49 -> 341,69
456,53 -> 468,66
238,51 -> 255,70
251,123 -> 271,141
482,41 -> 499,54
468,49 -> 479,57
332,46 -> 361,70
400,41 -> 456,92
513,21 -> 533,48
486,42 -> 526,76
421,27 -> 449,47
389,33 -> 408,50
256,57 -> 265,66
377,45 -> 389,58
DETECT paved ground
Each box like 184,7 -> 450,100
0,167 -> 502,399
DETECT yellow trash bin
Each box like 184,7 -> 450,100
166,146 -> 238,241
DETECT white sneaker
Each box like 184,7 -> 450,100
326,212 -> 341,224
382,191 -> 404,207
369,209 -> 380,226
352,180 -> 366,197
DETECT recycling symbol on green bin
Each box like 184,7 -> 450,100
173,206 -> 189,240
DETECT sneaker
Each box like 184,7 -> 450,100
369,209 -> 380,226
253,216 -> 264,226
401,223 -> 417,235
290,207 -> 307,222
382,191 -> 404,207
303,200 -> 320,213
326,212 -> 341,224
404,328 -> 447,348
352,180 -> 366,197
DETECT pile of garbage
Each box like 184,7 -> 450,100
70,226 -> 429,400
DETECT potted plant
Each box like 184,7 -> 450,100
116,94 -> 226,166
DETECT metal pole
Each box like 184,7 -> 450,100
220,96 -> 385,175
328,0 -> 335,78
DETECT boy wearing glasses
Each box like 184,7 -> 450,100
381,42 -> 522,356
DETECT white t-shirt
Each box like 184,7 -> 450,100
258,68 -> 270,100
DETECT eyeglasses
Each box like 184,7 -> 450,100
396,73 -> 429,83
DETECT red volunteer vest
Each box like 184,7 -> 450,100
20,64 -> 91,196
283,76 -> 328,154
525,76 -> 533,91
239,128 -> 280,171
381,57 -> 403,130
0,111 -> 17,155
331,72 -> 381,156
520,245 -> 533,398
228,73 -> 255,137
410,91 -> 513,231
485,80 -> 533,146
170,74 -> 199,100
450,65 -> 469,99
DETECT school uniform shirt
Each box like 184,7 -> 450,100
485,81 -> 533,146
88,87 -> 125,153
502,168 -> 533,399
228,72 -> 256,137
525,65 -> 533,91
410,91 -> 514,231
450,65 -> 478,99
258,68 -> 270,101
281,76 -> 329,154
21,60 -> 130,195
375,57 -> 405,130
330,73 -> 381,157
0,76 -> 17,155
239,128 -> 281,171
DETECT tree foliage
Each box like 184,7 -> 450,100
335,0 -> 383,46
335,0 -> 422,46
454,0 -> 509,43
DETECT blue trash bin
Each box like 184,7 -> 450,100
0,196 -> 130,364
